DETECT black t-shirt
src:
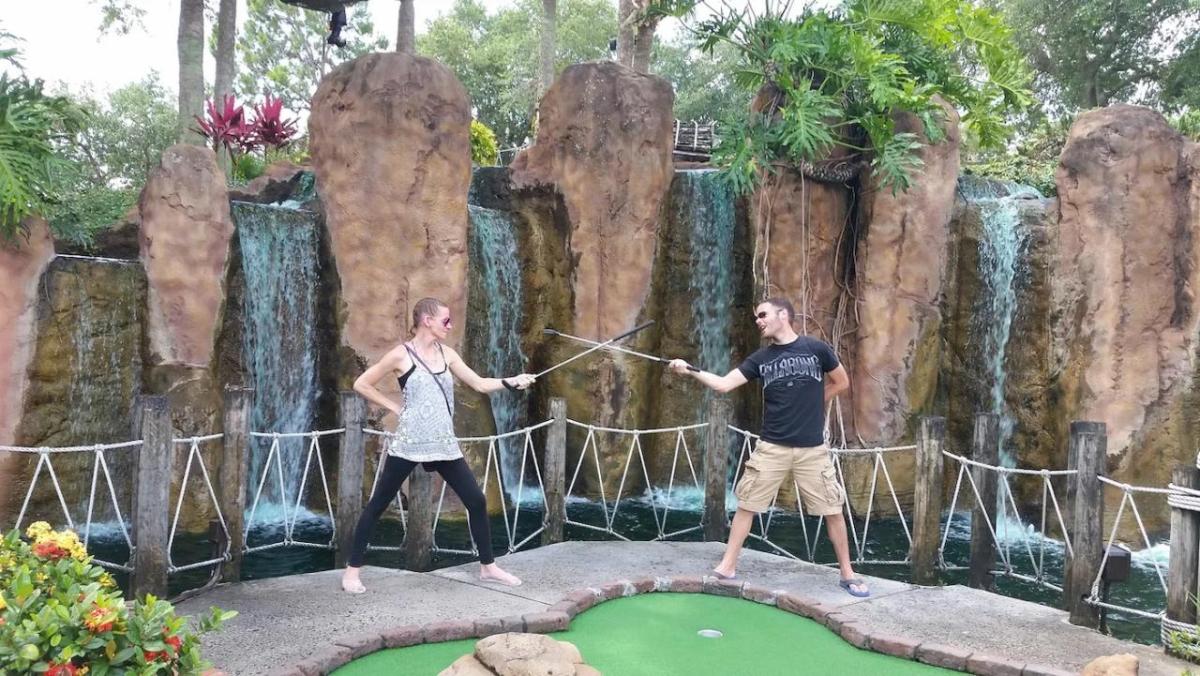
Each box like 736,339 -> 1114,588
737,336 -> 839,448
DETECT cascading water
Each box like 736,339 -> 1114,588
678,170 -> 735,379
468,204 -> 528,498
232,201 -> 321,511
57,258 -> 144,530
658,169 -> 737,510
959,176 -> 1042,469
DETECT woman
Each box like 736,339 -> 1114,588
341,297 -> 535,593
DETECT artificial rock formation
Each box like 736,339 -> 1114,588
440,633 -> 599,676
310,52 -> 471,366
1054,105 -> 1200,503
853,106 -> 961,444
0,218 -> 57,518
511,61 -> 674,343
509,61 -> 675,491
140,144 -> 235,369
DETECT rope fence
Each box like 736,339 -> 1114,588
3,399 -> 1194,650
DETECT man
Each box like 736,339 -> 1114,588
668,297 -> 868,597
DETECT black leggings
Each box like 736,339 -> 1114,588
348,456 -> 493,567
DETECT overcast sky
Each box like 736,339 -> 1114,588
2,0 -> 515,95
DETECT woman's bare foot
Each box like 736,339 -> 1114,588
341,568 -> 366,594
712,563 -> 737,580
479,562 -> 522,587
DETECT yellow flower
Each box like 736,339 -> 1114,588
25,521 -> 51,539
0,593 -> 7,610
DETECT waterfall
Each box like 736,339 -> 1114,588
57,258 -> 144,530
677,169 -> 735,381
958,176 -> 1042,468
233,201 -> 321,509
468,204 -> 528,498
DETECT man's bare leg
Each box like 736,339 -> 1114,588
713,508 -> 757,578
824,511 -> 868,594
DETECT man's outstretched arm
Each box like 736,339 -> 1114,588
669,360 -> 749,393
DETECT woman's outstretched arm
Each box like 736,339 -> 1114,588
443,346 -> 535,394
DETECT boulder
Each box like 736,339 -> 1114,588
853,104 -> 961,446
0,218 -> 56,519
309,52 -> 471,366
509,62 -> 674,492
438,633 -> 597,676
1080,653 -> 1138,676
140,144 -> 235,368
1054,105 -> 1200,520
511,61 -> 674,344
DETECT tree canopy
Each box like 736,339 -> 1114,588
236,0 -> 387,113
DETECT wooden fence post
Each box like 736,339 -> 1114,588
968,413 -> 1000,590
219,386 -> 250,582
911,416 -> 945,585
703,397 -> 732,542
542,398 -> 567,546
335,391 -> 367,569
1167,463 -> 1200,650
131,396 -> 172,599
1063,421 -> 1106,628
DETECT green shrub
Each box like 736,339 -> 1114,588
0,523 -> 234,675
471,119 -> 499,166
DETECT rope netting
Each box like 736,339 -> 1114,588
938,451 -> 1076,591
2,440 -> 141,573
361,420 -> 555,557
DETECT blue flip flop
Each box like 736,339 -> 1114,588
838,578 -> 870,598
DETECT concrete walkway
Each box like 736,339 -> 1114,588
178,541 -> 1191,675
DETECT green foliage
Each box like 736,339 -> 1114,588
470,119 -> 499,166
47,73 -> 175,246
1170,110 -> 1200,142
0,31 -> 87,243
236,0 -> 387,113
964,116 -> 1069,196
658,0 -> 1034,194
0,523 -> 235,674
419,0 -> 615,150
652,37 -> 746,123
1000,0 -> 1199,112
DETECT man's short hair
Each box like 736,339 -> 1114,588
763,297 -> 795,321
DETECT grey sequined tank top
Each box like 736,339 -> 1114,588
386,343 -> 462,462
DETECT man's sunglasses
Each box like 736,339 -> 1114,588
755,310 -> 782,319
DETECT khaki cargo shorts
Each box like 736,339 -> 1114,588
734,440 -> 845,516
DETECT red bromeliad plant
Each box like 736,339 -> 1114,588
194,94 -> 254,155
249,94 -> 298,150
195,94 -> 298,158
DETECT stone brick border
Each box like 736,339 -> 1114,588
269,576 -> 1076,675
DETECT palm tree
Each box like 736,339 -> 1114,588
397,0 -> 415,53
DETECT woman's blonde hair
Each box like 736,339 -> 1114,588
411,297 -> 447,332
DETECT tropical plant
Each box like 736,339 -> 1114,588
48,73 -> 176,244
195,94 -> 298,157
195,95 -> 254,156
250,95 -> 299,149
0,67 -> 87,242
651,0 -> 1034,194
0,523 -> 234,674
471,119 -> 500,166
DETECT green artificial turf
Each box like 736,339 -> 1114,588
333,593 -> 959,675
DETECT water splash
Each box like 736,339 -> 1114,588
233,201 -> 321,508
958,177 -> 1042,468
468,204 -> 527,497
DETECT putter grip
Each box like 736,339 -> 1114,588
687,365 -> 700,372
